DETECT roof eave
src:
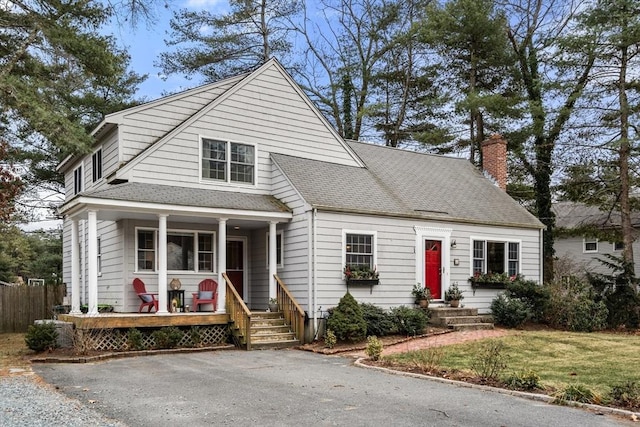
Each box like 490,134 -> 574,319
311,204 -> 546,230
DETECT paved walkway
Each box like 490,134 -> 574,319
346,327 -> 512,357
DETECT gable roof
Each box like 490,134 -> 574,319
111,58 -> 362,180
553,201 -> 640,230
273,141 -> 544,229
57,74 -> 247,173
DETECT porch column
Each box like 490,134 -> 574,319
70,218 -> 81,314
87,210 -> 99,315
217,218 -> 227,313
268,221 -> 277,299
157,214 -> 169,314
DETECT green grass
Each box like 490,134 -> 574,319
386,331 -> 640,396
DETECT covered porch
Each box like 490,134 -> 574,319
56,275 -> 306,351
59,183 -> 293,316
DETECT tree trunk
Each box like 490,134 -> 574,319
618,43 -> 634,270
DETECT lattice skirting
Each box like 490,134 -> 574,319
75,325 -> 229,351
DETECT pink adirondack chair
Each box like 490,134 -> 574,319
133,278 -> 159,313
192,279 -> 218,312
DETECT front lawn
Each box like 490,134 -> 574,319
0,333 -> 31,375
385,330 -> 640,400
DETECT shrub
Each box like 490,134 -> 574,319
126,328 -> 145,351
25,322 -> 58,352
326,293 -> 367,342
490,294 -> 531,328
189,326 -> 202,347
360,303 -> 394,337
152,327 -> 183,349
505,279 -> 549,322
408,348 -> 444,372
554,384 -> 600,405
470,340 -> 508,380
544,280 -> 608,332
505,370 -> 541,391
587,255 -> 640,329
608,381 -> 640,410
390,306 -> 428,336
365,336 -> 383,361
324,330 -> 337,349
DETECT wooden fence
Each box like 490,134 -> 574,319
0,284 -> 65,333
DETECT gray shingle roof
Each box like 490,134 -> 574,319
273,141 -> 543,228
82,182 -> 290,213
553,201 -> 640,230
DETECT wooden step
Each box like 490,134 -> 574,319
247,310 -> 300,350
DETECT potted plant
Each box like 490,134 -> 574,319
411,283 -> 432,308
444,282 -> 464,308
268,298 -> 279,312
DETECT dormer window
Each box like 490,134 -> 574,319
201,138 -> 255,184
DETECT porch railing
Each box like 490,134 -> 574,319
274,274 -> 305,343
223,272 -> 252,350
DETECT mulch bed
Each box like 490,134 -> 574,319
297,326 -> 452,355
29,344 -> 235,364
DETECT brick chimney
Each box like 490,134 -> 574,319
481,134 -> 507,191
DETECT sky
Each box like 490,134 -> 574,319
110,0 -> 224,101
24,0 -> 220,232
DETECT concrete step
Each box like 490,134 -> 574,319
251,331 -> 297,343
429,307 -> 478,319
451,323 -> 495,331
439,315 -> 494,325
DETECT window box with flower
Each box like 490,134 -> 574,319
469,272 -> 522,293
344,264 -> 379,287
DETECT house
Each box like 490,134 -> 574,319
553,201 -> 640,276
57,58 -> 544,343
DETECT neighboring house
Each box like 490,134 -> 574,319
553,201 -> 640,276
57,58 -> 544,337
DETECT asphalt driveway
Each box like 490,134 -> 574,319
33,350 -> 629,426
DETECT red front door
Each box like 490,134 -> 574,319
226,240 -> 244,299
425,240 -> 442,299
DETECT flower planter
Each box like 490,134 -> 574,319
469,280 -> 508,289
346,279 -> 379,286
346,278 -> 379,294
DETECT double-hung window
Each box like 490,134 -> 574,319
201,138 -> 255,184
92,149 -> 103,183
73,165 -> 83,194
584,237 -> 598,253
136,229 -> 215,272
472,239 -> 520,276
344,232 -> 375,269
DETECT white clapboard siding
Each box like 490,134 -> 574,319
119,81 -> 240,163
312,211 -> 542,314
95,221 -> 124,308
125,62 -> 360,190
553,236 -> 638,276
272,163 -> 306,214
101,126 -> 119,180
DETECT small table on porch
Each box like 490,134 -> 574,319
167,290 -> 185,312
